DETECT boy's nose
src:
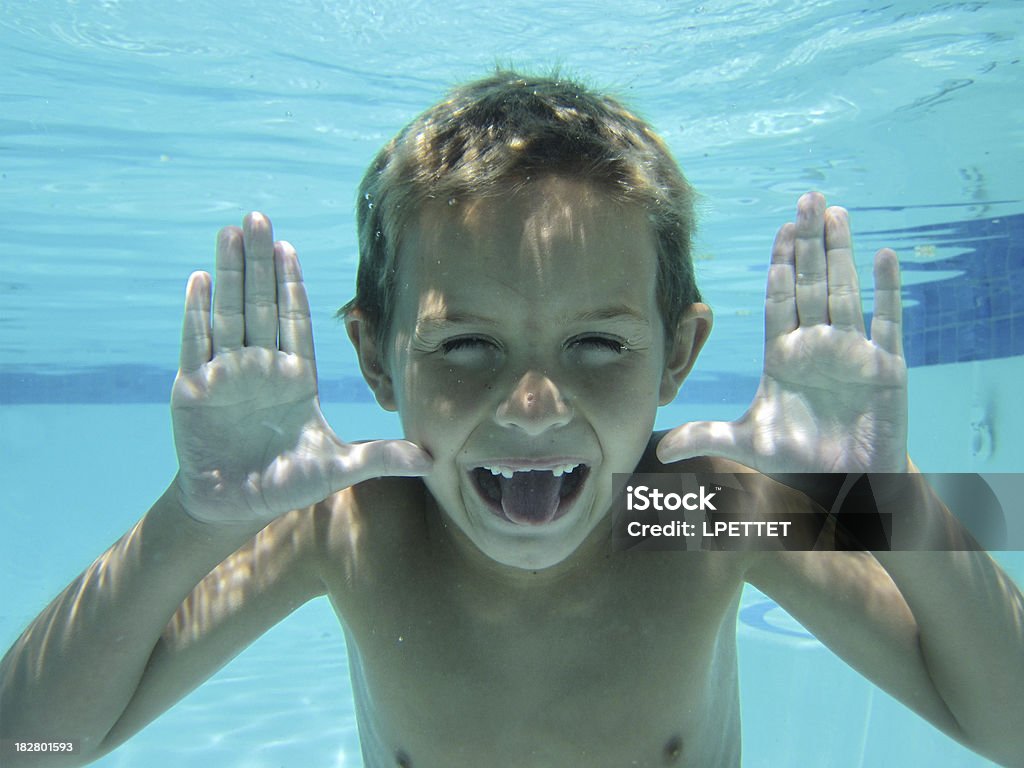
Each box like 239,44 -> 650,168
495,371 -> 573,435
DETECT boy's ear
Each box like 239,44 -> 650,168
659,303 -> 713,405
345,311 -> 397,411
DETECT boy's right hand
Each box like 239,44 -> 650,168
170,212 -> 432,525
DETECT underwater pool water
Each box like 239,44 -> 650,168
2,2 -> 1022,766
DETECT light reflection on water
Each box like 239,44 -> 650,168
1,2 -> 1021,767
2,1 -> 1021,381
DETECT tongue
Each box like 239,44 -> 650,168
499,471 -> 564,525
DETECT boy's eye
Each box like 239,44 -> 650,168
566,335 -> 629,363
441,336 -> 501,364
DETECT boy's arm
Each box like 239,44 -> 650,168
658,192 -> 1024,765
0,489 -> 322,766
1,213 -> 431,766
868,470 -> 1024,764
95,501 -> 331,757
745,526 -> 1024,765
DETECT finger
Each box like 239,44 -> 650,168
179,271 -> 212,373
332,440 -> 434,486
870,248 -> 904,356
765,222 -> 798,341
243,212 -> 278,348
275,241 -> 314,361
212,226 -> 244,353
656,421 -> 749,465
793,191 -> 829,327
823,206 -> 866,335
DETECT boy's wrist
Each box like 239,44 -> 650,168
167,476 -> 267,541
867,462 -> 983,552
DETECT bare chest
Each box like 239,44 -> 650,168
329,552 -> 745,768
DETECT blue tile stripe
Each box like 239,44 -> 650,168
2,211 -> 1020,404
862,211 -> 1024,367
0,366 -> 378,405
0,366 -> 762,405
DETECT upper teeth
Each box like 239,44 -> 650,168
483,463 -> 580,478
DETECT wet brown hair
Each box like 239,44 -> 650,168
338,69 -> 701,347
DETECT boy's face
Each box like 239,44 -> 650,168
371,177 -> 707,571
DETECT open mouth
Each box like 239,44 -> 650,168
471,464 -> 590,526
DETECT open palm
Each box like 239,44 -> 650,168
659,192 -> 908,475
171,213 -> 430,525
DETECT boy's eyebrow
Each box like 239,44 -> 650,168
413,307 -> 647,335
415,312 -> 500,330
416,306 -> 650,328
570,305 -> 651,325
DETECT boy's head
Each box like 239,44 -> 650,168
343,71 -> 712,571
340,69 -> 702,350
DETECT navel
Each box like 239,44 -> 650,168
395,748 -> 412,768
663,734 -> 683,764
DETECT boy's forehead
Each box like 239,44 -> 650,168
441,176 -> 613,231
403,176 -> 656,274
391,180 -> 661,329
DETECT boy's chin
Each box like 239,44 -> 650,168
460,500 -> 603,572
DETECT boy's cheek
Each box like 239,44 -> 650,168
407,372 -> 518,438
575,362 -> 663,412
395,385 -> 476,459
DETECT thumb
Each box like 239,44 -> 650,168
656,421 -> 749,465
329,439 -> 433,489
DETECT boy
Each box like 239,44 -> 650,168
2,71 -> 1022,767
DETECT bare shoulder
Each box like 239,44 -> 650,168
639,432 -> 842,574
311,477 -> 432,601
140,477 -> 428,666
312,477 -> 430,553
635,430 -> 913,635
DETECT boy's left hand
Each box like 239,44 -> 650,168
658,191 -> 909,475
